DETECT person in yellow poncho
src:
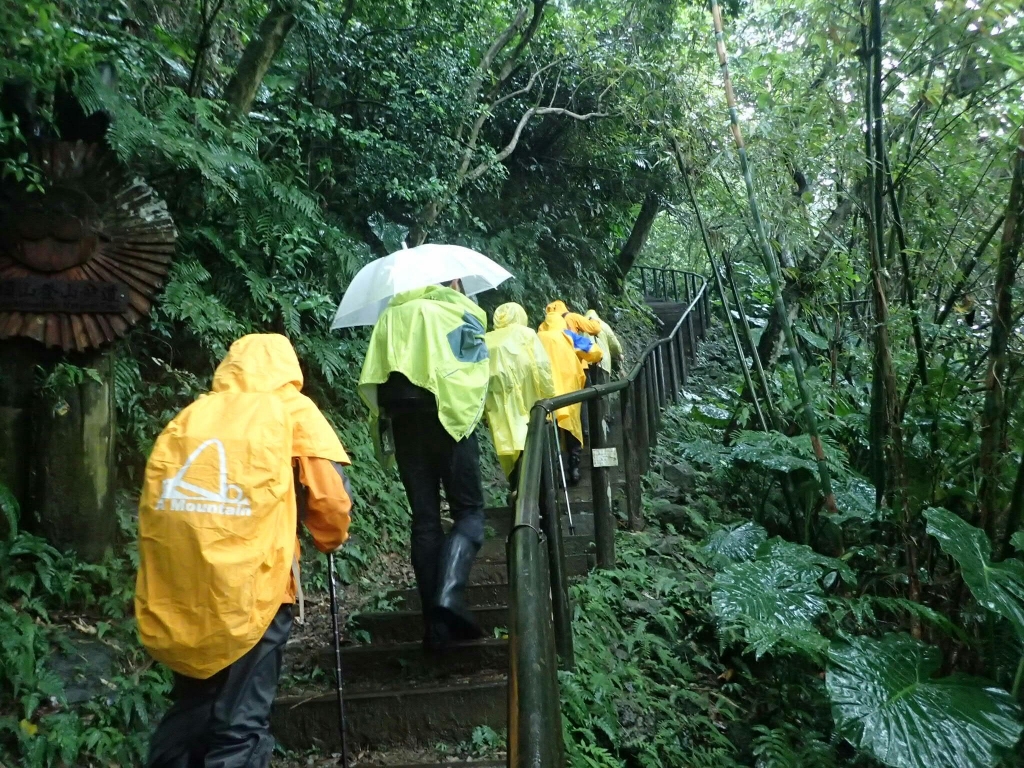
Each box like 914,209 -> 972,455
584,308 -> 624,379
537,299 -> 603,484
484,302 -> 556,496
358,281 -> 489,649
137,334 -> 353,768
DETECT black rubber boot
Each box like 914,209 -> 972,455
434,531 -> 485,641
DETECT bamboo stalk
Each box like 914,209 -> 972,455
708,0 -> 837,513
670,141 -> 769,432
721,245 -> 780,424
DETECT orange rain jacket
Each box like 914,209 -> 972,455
135,334 -> 352,679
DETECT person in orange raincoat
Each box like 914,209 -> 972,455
537,300 -> 603,483
136,334 -> 353,768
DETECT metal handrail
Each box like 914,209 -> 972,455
506,272 -> 710,767
638,265 -> 692,303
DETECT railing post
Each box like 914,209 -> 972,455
685,278 -> 698,357
636,366 -> 650,474
672,271 -> 679,302
703,281 -> 711,336
645,357 -> 658,453
640,268 -> 647,298
587,371 -> 615,569
676,326 -> 688,385
619,381 -> 643,530
665,338 -> 677,402
540,426 -> 574,670
655,346 -> 668,412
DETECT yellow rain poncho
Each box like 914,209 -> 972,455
537,304 -> 589,444
484,303 -> 556,476
584,309 -> 623,375
541,299 -> 604,366
359,285 -> 489,442
136,334 -> 349,679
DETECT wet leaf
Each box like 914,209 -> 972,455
827,633 -> 1022,768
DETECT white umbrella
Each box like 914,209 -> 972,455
330,243 -> 513,329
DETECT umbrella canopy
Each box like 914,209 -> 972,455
330,244 -> 513,329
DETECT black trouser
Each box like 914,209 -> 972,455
146,605 -> 293,768
392,410 -> 485,618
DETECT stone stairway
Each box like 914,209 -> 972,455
272,449 -> 624,766
269,297 -> 698,765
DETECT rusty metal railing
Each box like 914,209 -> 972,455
507,270 -> 709,766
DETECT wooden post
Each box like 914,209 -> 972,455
677,330 -> 688,385
667,339 -> 680,402
620,382 -> 644,530
685,278 -> 698,357
587,370 -> 614,568
636,367 -> 651,474
645,358 -> 658,453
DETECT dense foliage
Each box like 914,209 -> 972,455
2,0 -> 1024,765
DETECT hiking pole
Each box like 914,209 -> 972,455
550,416 -> 576,536
327,553 -> 349,768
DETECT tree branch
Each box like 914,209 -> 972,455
464,106 -> 608,182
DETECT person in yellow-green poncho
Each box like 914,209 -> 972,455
538,299 -> 603,484
483,303 -> 556,499
358,282 -> 489,649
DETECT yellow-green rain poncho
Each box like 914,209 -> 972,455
537,301 -> 591,444
484,303 -> 556,476
358,285 -> 489,445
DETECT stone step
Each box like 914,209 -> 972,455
272,677 -> 507,751
330,638 -> 507,686
352,606 -> 509,644
389,583 -> 509,612
478,532 -> 592,562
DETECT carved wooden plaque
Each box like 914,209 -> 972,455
0,141 -> 176,351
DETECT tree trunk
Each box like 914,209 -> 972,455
0,341 -> 117,560
979,128 -> 1024,542
864,4 -> 905,510
611,192 -> 660,293
223,1 -> 297,115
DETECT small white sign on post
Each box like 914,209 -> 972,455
591,447 -> 619,468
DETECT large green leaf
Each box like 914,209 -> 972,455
703,521 -> 767,568
827,634 -> 1022,768
712,553 -> 829,659
832,476 -> 879,525
755,537 -> 856,585
924,507 -> 1024,638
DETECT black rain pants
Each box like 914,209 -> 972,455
145,604 -> 293,768
391,410 -> 485,618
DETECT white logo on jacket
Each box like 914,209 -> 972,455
155,439 -> 253,516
